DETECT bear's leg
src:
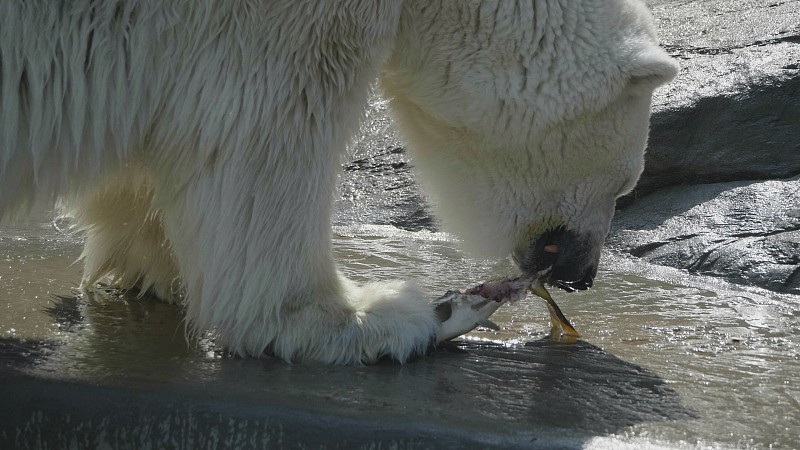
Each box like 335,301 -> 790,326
154,158 -> 440,364
72,167 -> 180,302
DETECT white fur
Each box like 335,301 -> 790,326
382,0 -> 678,259
70,165 -> 179,302
0,0 -> 677,364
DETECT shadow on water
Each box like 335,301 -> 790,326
0,337 -> 56,368
1,291 -> 697,448
403,340 -> 698,437
1,290 -> 214,379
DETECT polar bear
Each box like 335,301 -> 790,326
0,1 -> 677,364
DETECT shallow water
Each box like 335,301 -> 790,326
1,212 -> 799,449
342,225 -> 800,449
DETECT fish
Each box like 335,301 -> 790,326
528,279 -> 580,341
433,277 -> 528,342
433,276 -> 579,342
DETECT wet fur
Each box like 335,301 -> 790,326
0,0 -> 676,363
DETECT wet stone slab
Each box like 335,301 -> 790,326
2,217 -> 800,449
0,295 -> 694,450
609,177 -> 800,295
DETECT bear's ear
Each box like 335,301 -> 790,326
628,47 -> 680,90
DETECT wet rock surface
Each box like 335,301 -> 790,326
608,177 -> 800,294
611,0 -> 800,292
335,95 -> 436,232
633,0 -> 800,196
0,331 -> 695,449
3,246 -> 798,449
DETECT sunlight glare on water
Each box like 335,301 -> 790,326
333,224 -> 800,449
1,210 -> 799,447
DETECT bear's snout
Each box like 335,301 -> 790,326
550,262 -> 597,292
513,227 -> 600,292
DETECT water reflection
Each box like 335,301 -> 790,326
24,290 -> 224,382
43,295 -> 84,330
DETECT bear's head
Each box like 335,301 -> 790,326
380,0 -> 678,291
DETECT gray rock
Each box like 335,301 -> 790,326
608,177 -> 800,294
630,0 -> 800,198
610,1 -> 800,292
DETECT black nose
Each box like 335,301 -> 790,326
552,265 -> 596,292
514,227 -> 601,291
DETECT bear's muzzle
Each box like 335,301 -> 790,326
512,227 -> 599,292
